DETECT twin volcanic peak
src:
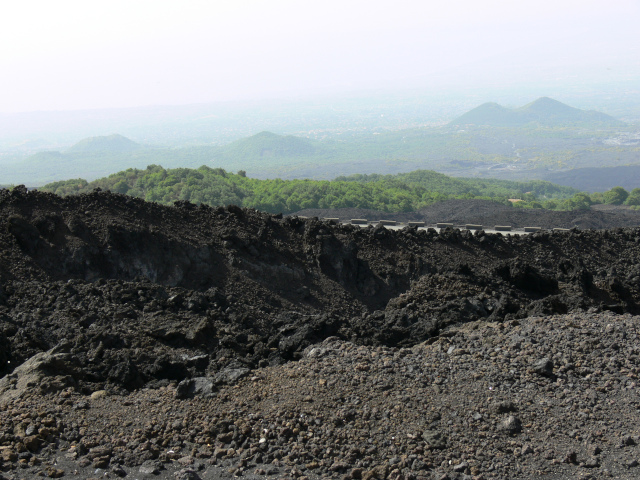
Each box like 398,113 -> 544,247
451,97 -> 623,127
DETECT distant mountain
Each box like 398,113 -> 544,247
451,97 -> 624,127
66,134 -> 141,154
221,131 -> 318,159
3,121 -> 638,186
449,102 -> 518,127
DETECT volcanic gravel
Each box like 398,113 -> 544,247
2,187 -> 640,479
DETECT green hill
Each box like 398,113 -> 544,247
39,166 -> 581,214
65,134 -> 141,154
451,97 -> 624,127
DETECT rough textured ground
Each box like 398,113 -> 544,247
2,187 -> 640,479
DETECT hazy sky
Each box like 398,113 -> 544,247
1,0 -> 638,113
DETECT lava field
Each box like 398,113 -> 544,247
2,186 -> 640,479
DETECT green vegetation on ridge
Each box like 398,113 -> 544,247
42,165 -> 587,214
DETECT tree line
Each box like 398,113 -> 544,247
39,165 -> 637,214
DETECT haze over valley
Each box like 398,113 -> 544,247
1,96 -> 638,194
1,1 -> 638,194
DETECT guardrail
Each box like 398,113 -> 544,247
309,218 -> 577,233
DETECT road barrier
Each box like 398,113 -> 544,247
323,218 -> 340,223
329,219 -> 569,235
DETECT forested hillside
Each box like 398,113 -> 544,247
40,165 -> 594,214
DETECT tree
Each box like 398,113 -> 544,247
571,192 -> 592,210
590,192 -> 604,204
112,180 -> 129,194
603,186 -> 629,205
625,188 -> 640,206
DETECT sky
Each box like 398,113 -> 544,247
0,0 -> 638,113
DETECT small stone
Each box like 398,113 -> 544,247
23,435 -> 41,452
90,390 -> 107,400
628,460 -> 639,468
621,435 -> 637,446
532,358 -> 554,377
452,461 -> 468,472
92,456 -> 110,468
563,451 -> 578,464
423,429 -> 447,449
44,466 -> 64,478
351,467 -> 364,479
139,460 -> 163,475
330,462 -> 349,472
174,468 -> 202,480
216,432 -> 233,443
1,449 -> 18,462
110,464 -> 127,477
588,445 -> 602,456
491,401 -> 518,414
139,465 -> 159,474
498,415 -> 522,434
362,464 -> 389,480
387,469 -> 404,480
583,457 -> 600,468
